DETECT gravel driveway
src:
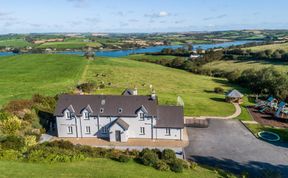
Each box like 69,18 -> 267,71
184,119 -> 288,177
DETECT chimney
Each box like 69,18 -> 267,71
133,87 -> 138,95
151,90 -> 156,100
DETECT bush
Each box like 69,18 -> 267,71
44,140 -> 74,150
26,146 -> 85,163
0,135 -> 25,151
117,154 -> 130,163
76,83 -> 96,93
139,149 -> 159,166
190,161 -> 198,170
0,149 -> 23,161
214,87 -> 224,94
154,160 -> 170,171
161,149 -> 176,163
170,159 -> 184,173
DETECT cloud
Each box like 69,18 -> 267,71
128,19 -> 139,23
145,11 -> 170,18
203,14 -> 227,21
85,18 -> 100,23
67,0 -> 88,8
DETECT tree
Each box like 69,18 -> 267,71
12,48 -> 20,54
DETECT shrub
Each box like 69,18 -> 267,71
170,159 -> 184,173
0,135 -> 25,151
161,149 -> 176,163
154,160 -> 170,171
214,87 -> 224,94
76,83 -> 96,93
3,100 -> 33,114
0,116 -> 22,135
0,149 -> 23,161
44,140 -> 74,150
189,161 -> 198,170
139,149 -> 159,166
117,154 -> 130,163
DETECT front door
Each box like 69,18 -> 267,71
115,130 -> 121,142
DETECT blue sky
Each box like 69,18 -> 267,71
0,0 -> 287,34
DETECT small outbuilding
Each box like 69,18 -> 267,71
225,89 -> 244,103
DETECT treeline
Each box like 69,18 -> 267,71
146,47 -> 191,57
225,48 -> 288,61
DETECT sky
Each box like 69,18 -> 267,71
0,0 -> 288,34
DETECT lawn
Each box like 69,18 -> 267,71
245,123 -> 288,142
0,158 -> 235,178
81,57 -> 237,116
244,42 -> 288,52
0,54 -> 87,106
0,39 -> 31,48
0,54 -> 239,116
38,41 -> 102,49
201,60 -> 288,73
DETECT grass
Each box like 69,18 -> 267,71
201,60 -> 288,73
244,42 -> 288,52
0,39 -> 31,48
0,158 -> 235,178
245,123 -> 288,142
0,54 -> 86,105
127,54 -> 179,61
0,54 -> 240,116
38,41 -> 102,49
82,57 -> 237,116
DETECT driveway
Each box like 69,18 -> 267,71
184,119 -> 288,177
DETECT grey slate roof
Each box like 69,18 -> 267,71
122,89 -> 134,96
226,89 -> 244,98
156,106 -> 184,128
54,94 -> 158,117
110,118 -> 129,130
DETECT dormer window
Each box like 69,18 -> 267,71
139,113 -> 145,121
84,112 -> 89,119
118,108 -> 123,113
66,112 -> 71,119
100,108 -> 104,113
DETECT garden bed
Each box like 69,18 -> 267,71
247,106 -> 288,128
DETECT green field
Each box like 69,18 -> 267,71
244,42 -> 288,52
0,54 -> 86,105
0,54 -> 240,116
38,41 -> 102,49
82,57 -> 238,116
0,159 -> 234,178
0,39 -> 31,48
128,54 -> 179,61
201,60 -> 288,73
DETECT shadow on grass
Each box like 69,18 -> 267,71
186,155 -> 288,178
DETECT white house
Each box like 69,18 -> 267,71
54,89 -> 184,142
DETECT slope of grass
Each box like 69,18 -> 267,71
38,41 -> 102,49
245,42 -> 288,52
201,60 -> 288,73
82,57 -> 237,116
0,39 -> 31,48
0,54 -> 87,105
0,159 -> 235,178
127,54 -> 178,61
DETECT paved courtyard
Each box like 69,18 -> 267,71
184,119 -> 288,177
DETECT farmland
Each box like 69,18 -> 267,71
0,54 -> 239,116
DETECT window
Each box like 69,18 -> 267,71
66,112 -> 71,119
139,113 -> 145,121
118,108 -> 123,113
165,128 -> 171,136
102,126 -> 108,134
140,127 -> 145,135
85,126 -> 91,134
100,108 -> 104,113
67,126 -> 73,134
84,112 -> 89,120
